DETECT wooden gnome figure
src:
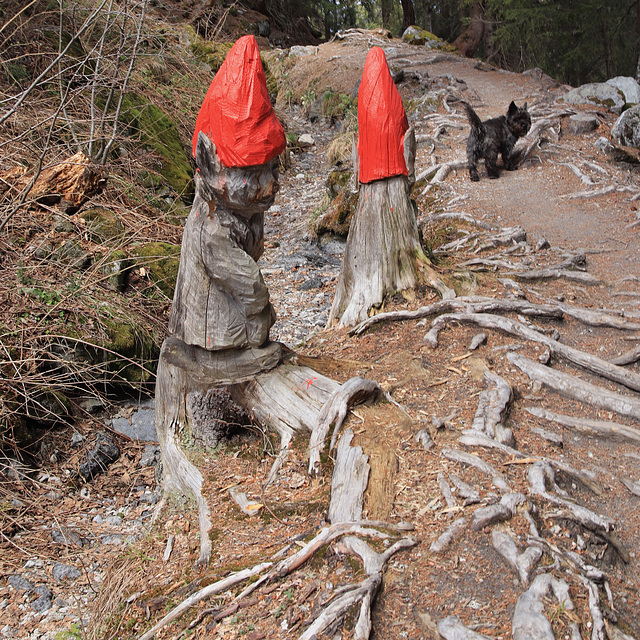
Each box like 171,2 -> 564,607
328,46 -> 437,327
169,34 -> 286,351
154,35 -> 286,566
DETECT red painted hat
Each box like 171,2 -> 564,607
192,35 -> 286,167
358,47 -> 409,183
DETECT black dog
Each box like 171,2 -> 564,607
463,101 -> 531,181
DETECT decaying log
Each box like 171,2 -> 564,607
28,151 -> 106,213
328,429 -> 370,523
512,574 -> 580,640
525,406 -> 640,444
471,370 -> 514,445
425,312 -> 640,393
309,377 -> 383,475
508,352 -> 640,421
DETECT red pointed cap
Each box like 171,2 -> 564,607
192,35 -> 286,167
358,47 -> 409,183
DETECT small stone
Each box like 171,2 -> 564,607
298,134 -> 315,148
30,594 -> 52,613
535,237 -> 550,251
100,534 -> 125,545
105,515 -> 123,526
70,432 -> 84,447
139,445 -> 160,467
8,575 -> 34,592
139,491 -> 160,505
52,563 -> 82,582
52,526 -> 83,547
567,113 -> 599,134
78,431 -> 120,481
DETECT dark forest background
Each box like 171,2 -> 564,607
247,0 -> 640,86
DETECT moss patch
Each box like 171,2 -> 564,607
120,93 -> 194,200
132,242 -> 181,298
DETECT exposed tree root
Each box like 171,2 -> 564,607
424,312 -> 640,392
508,352 -> 640,421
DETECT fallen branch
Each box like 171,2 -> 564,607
610,344 -> 640,365
424,312 -> 640,393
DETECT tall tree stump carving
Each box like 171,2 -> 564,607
328,46 -> 451,328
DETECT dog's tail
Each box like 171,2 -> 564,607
462,102 -> 483,132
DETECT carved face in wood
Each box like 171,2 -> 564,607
214,158 -> 279,215
195,132 -> 279,216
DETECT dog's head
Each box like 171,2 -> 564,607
506,101 -> 531,139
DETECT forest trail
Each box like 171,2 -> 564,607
4,31 -> 640,640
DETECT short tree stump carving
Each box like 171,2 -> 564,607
328,46 -> 452,328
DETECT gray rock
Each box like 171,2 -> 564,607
111,399 -> 157,442
298,134 -> 315,148
52,526 -> 83,547
606,76 -> 640,105
139,491 -> 160,505
611,105 -> 640,148
52,563 -> 82,582
298,276 -> 324,291
79,431 -> 120,480
8,574 -> 33,592
289,45 -> 317,57
401,25 -> 442,48
31,594 -> 52,613
561,82 -> 626,113
105,515 -> 123,526
566,113 -> 599,134
100,533 -> 125,545
139,444 -> 160,467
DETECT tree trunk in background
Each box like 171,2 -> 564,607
453,0 -> 485,58
381,0 -> 391,30
420,0 -> 432,32
636,2 -> 640,84
400,0 -> 415,32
